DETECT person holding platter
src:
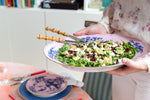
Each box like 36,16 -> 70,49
74,0 -> 150,100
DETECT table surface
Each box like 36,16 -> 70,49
0,62 -> 92,100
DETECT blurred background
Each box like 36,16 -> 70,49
0,0 -> 113,81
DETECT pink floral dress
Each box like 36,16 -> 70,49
100,0 -> 150,72
100,0 -> 150,100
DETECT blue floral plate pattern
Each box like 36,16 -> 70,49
44,34 -> 148,72
26,74 -> 67,97
19,80 -> 72,100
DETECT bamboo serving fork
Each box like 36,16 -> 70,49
37,27 -> 87,43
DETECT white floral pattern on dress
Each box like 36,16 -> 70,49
128,7 -> 140,24
100,0 -> 150,44
99,0 -> 150,72
142,20 -> 150,32
114,2 -> 121,10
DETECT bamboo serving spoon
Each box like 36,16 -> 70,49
37,27 -> 87,43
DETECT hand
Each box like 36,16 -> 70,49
73,23 -> 108,36
105,58 -> 148,76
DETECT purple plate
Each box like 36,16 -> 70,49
19,80 -> 71,100
44,34 -> 148,72
26,74 -> 67,97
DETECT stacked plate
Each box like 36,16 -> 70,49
18,74 -> 72,100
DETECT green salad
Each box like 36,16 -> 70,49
56,40 -> 138,67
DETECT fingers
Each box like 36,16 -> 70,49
105,66 -> 130,76
105,58 -> 147,76
105,58 -> 137,76
73,29 -> 87,36
121,58 -> 145,70
122,58 -> 136,68
73,23 -> 107,36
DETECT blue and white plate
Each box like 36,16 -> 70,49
19,80 -> 72,100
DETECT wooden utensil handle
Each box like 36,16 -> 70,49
37,34 -> 63,42
45,27 -> 68,36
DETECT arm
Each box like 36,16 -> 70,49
99,2 -> 115,33
74,2 -> 115,36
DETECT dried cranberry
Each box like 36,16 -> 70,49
116,60 -> 119,64
85,53 -> 88,55
73,51 -> 77,55
125,48 -> 130,53
87,54 -> 91,57
90,56 -> 93,60
91,54 -> 95,58
111,47 -> 115,51
69,50 -> 76,55
81,56 -> 84,58
97,54 -> 103,57
90,57 -> 96,61
77,45 -> 82,48
92,58 -> 96,61
69,50 -> 73,54
100,57 -> 104,60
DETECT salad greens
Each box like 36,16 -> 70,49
56,40 -> 138,67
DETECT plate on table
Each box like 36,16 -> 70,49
19,79 -> 72,100
44,34 -> 148,72
26,74 -> 67,97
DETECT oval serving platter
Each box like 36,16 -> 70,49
44,34 -> 148,72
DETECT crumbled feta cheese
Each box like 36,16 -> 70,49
93,45 -> 99,50
112,44 -> 118,47
73,56 -> 80,61
104,51 -> 106,54
80,50 -> 85,55
118,59 -> 122,64
102,63 -> 106,67
85,57 -> 90,61
75,48 -> 81,52
110,52 -> 115,56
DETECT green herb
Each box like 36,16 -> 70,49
56,40 -> 138,67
